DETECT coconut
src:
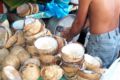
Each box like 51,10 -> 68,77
2,66 -> 22,80
54,36 -> 66,52
0,71 -> 2,80
2,54 -> 20,69
10,46 -> 30,64
32,4 -> 39,14
28,3 -> 34,15
0,27 -> 8,48
0,48 -> 9,65
25,28 -> 49,42
84,54 -> 102,71
23,57 -> 40,67
39,55 -> 56,66
17,3 -> 30,17
77,70 -> 101,80
34,36 -> 58,55
15,30 -> 25,46
61,43 -> 85,63
62,65 -> 79,79
41,65 -> 63,80
21,63 -> 40,80
26,45 -> 39,56
24,18 -> 44,35
5,33 -> 17,48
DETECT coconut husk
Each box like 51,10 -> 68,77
10,46 -> 30,64
0,48 -> 9,65
77,70 -> 101,80
5,33 -> 17,48
23,57 -> 40,67
2,54 -> 20,69
2,66 -> 22,80
21,63 -> 40,80
26,45 -> 39,56
0,71 -> 2,80
39,55 -> 56,66
0,27 -> 8,48
41,65 -> 63,80
15,30 -> 25,46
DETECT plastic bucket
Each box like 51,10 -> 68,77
47,14 -> 80,42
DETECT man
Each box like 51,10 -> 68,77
62,0 -> 120,68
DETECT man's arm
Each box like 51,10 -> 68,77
65,0 -> 92,41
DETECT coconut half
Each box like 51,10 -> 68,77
34,36 -> 58,55
61,43 -> 85,63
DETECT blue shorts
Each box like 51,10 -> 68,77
86,27 -> 120,68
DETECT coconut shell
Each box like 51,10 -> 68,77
2,54 -> 20,69
0,27 -> 8,48
15,30 -> 25,46
5,33 -> 17,48
2,66 -> 22,80
39,55 -> 56,66
26,45 -> 39,56
21,64 -> 40,80
10,46 -> 30,64
41,65 -> 63,80
23,57 -> 40,67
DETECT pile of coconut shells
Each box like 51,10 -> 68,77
0,17 -> 106,80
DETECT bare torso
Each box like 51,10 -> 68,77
89,0 -> 120,34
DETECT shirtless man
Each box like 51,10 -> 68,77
62,0 -> 120,68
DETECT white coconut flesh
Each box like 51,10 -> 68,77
84,54 -> 101,66
12,20 -> 24,29
34,37 -> 58,50
62,43 -> 84,58
43,65 -> 63,80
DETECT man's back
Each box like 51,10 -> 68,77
89,0 -> 120,34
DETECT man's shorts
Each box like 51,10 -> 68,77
86,27 -> 120,68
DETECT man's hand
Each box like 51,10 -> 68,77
61,28 -> 73,42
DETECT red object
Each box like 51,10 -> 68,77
0,1 -> 3,13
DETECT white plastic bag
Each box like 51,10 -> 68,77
100,58 -> 120,80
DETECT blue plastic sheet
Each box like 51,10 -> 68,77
26,0 -> 73,19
